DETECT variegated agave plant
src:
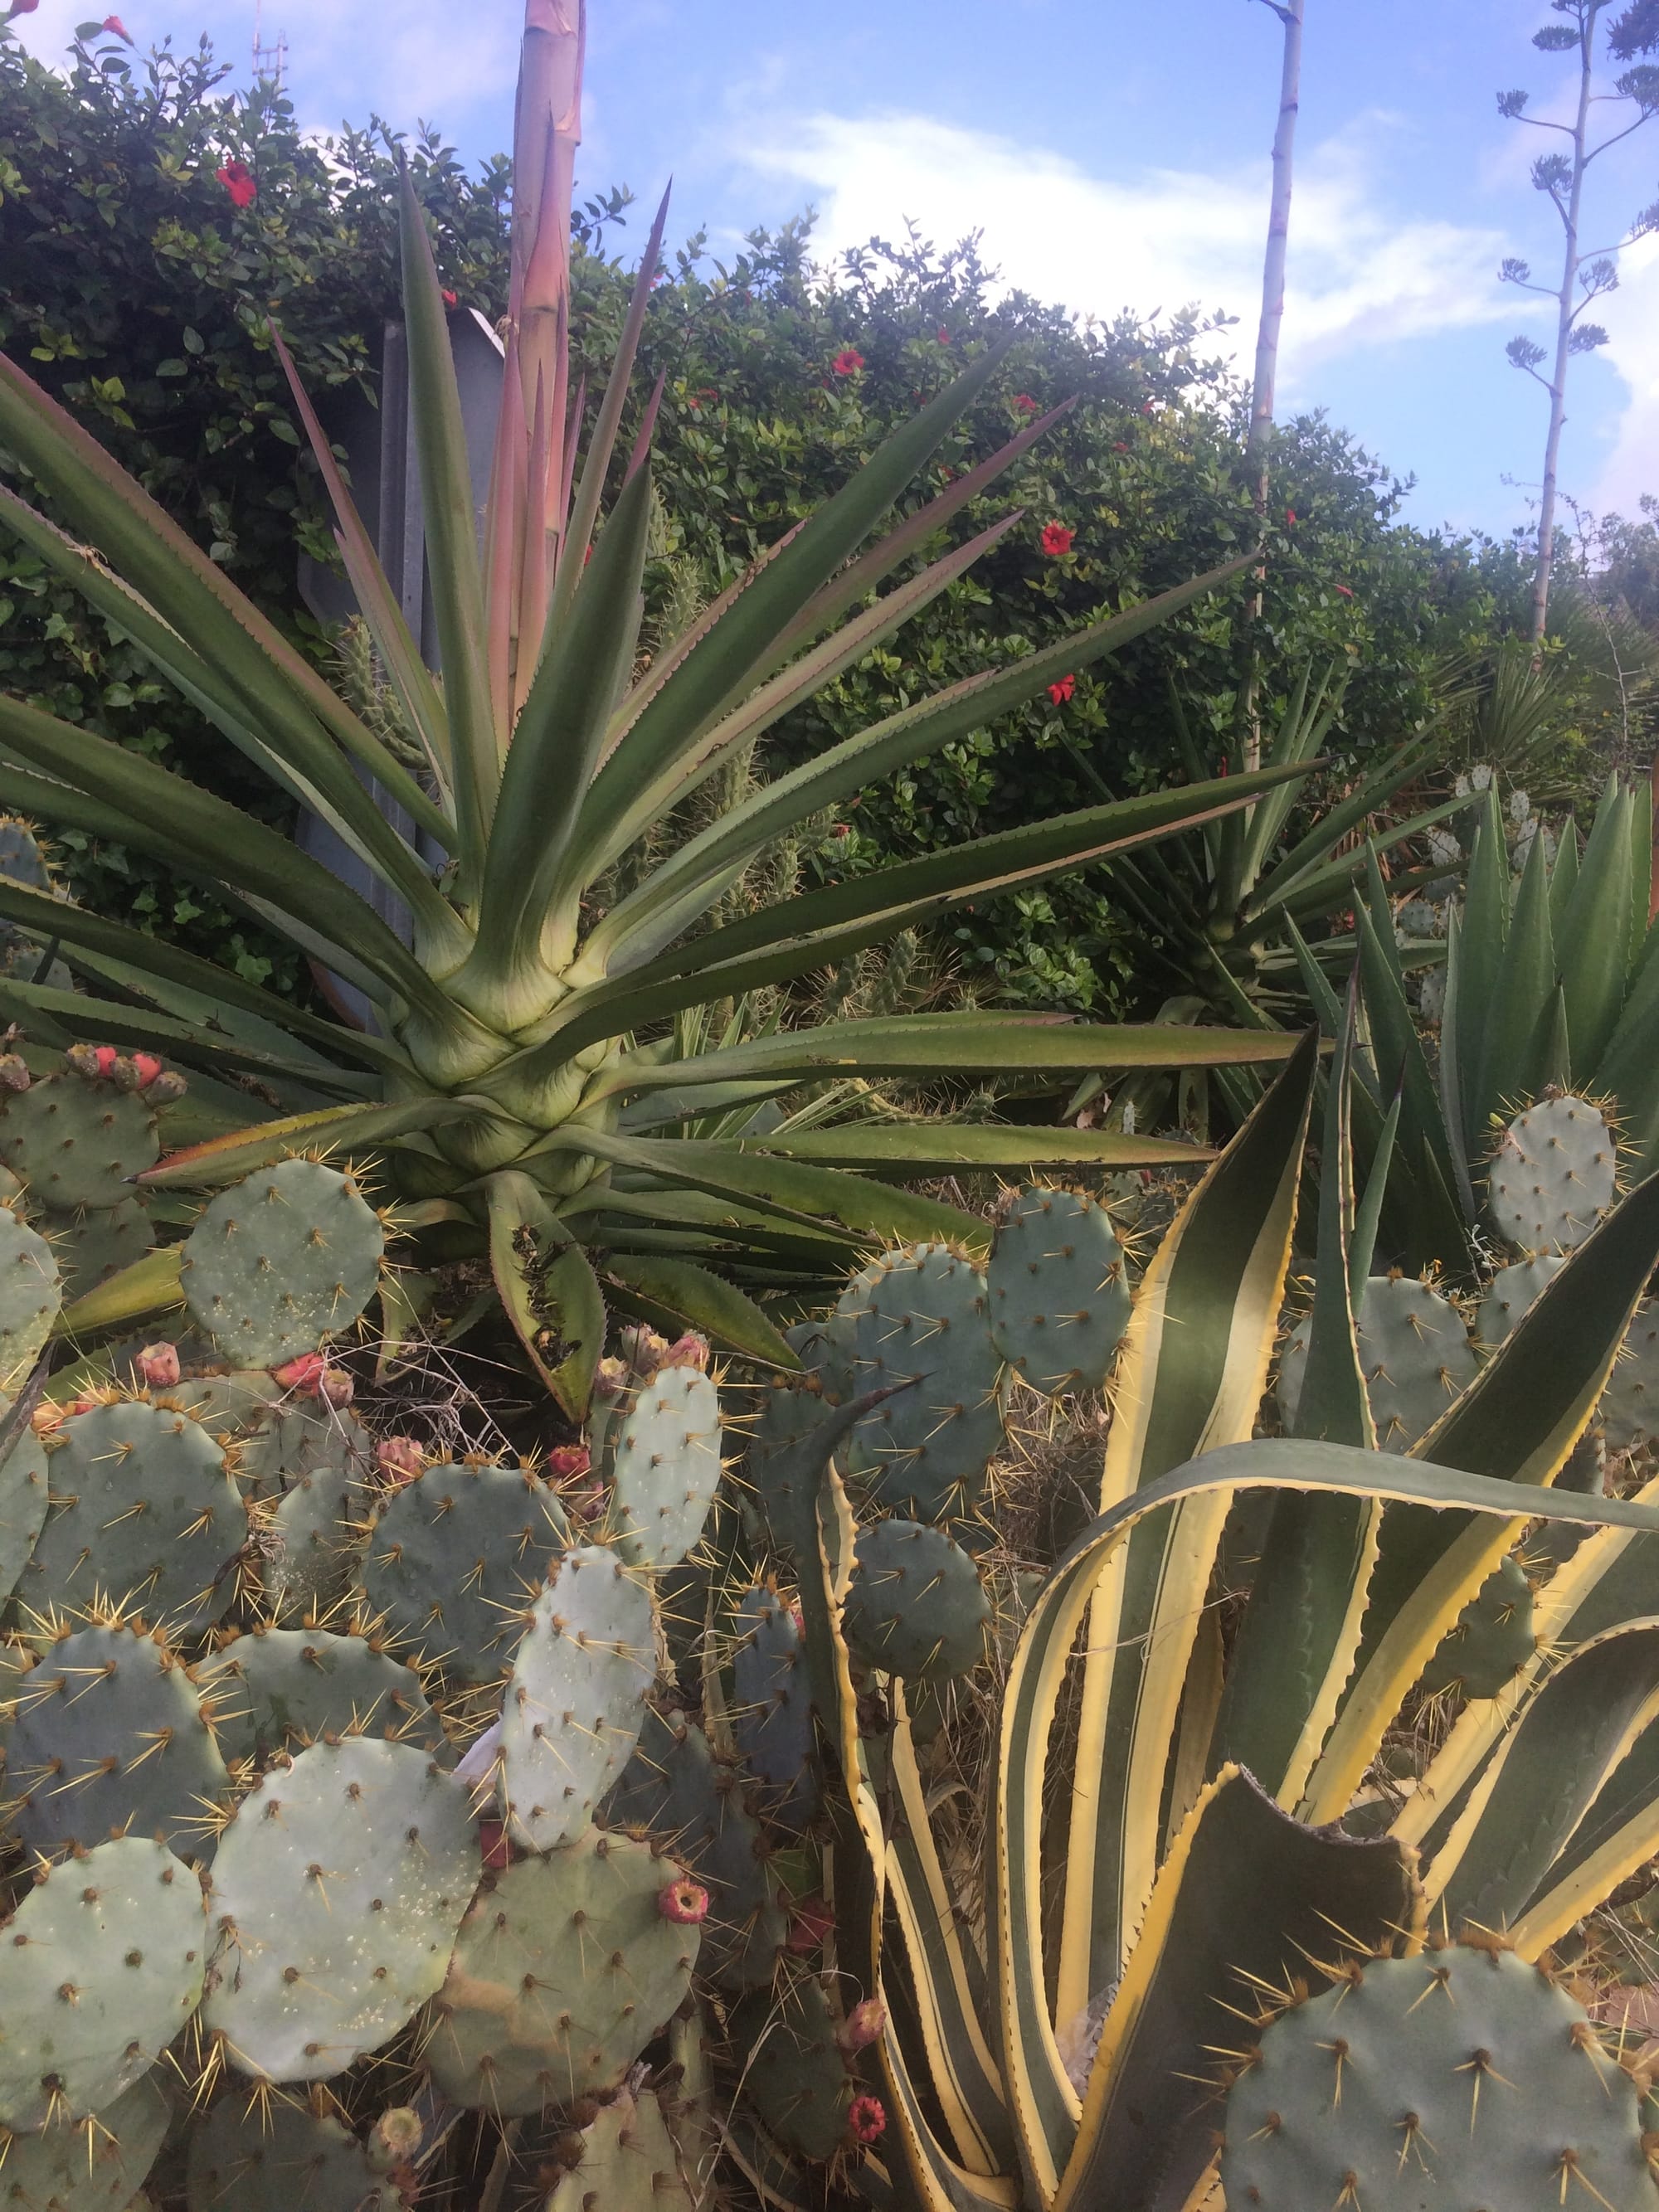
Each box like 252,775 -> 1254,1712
0,1 -> 1304,1407
766,1020 -> 1659,2210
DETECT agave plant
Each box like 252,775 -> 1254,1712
754,1020 -> 1659,2210
0,1 -> 1311,1408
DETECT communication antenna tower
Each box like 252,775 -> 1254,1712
251,0 -> 288,93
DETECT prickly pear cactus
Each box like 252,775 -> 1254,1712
185,2095 -> 397,2212
0,1403 -> 48,1601
200,1733 -> 477,2082
839,1243 -> 1005,1521
0,1064 -> 161,1212
0,1198 -> 61,1392
1489,1094 -> 1618,1255
1419,1553 -> 1536,1699
1279,1274 -> 1477,1452
499,1544 -> 654,1851
1605,1302 -> 1659,1452
4,1620 -> 232,1858
0,2069 -> 172,2212
610,1362 -> 722,1568
180,1157 -> 384,1367
542,2088 -> 695,2212
986,1184 -> 1130,1393
842,1519 -> 990,1682
1477,1252 -> 1567,1348
196,1626 -> 446,1766
24,1398 -> 246,1631
1221,1941 -> 1659,2210
0,1835 -> 206,2129
424,1829 -> 700,2114
357,1456 -> 567,1685
46,1196 -> 153,1300
732,1585 -> 818,1833
731,1971 -> 854,2161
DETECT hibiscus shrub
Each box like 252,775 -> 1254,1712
1,18 -> 1502,1012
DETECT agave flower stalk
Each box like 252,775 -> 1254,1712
0,0 -> 1314,1408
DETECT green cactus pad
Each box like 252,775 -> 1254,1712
1419,1553 -> 1537,1699
357,1458 -> 567,1685
0,1203 -> 60,1394
426,1827 -> 698,2116
4,1621 -> 231,1859
500,1546 -> 655,1852
239,1395 -> 374,1501
201,1734 -> 477,2083
986,1185 -> 1131,1394
748,1383 -> 835,1568
0,819 -> 54,895
181,1157 -> 384,1368
842,1519 -> 990,1682
1278,1275 -> 1477,1453
732,1587 -> 818,1833
0,2069 -> 171,2212
0,1835 -> 207,2130
197,1628 -> 446,1767
1477,1253 -> 1567,1348
0,1402 -> 49,1602
604,1704 -> 788,1991
0,1072 -> 159,1213
262,1457 -> 362,1622
543,2088 -> 693,2212
839,1244 -> 1005,1521
730,1973 -> 852,2161
1605,1302 -> 1659,1452
1490,1094 -> 1618,1255
44,1198 -> 153,1300
1221,1942 -> 1657,2210
611,1364 -> 722,1570
786,1305 -> 859,1406
25,1400 -> 246,1632
185,2097 -> 392,2212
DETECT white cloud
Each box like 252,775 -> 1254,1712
1588,232 -> 1659,519
739,109 -> 1521,400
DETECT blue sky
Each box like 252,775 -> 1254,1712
17,0 -> 1659,543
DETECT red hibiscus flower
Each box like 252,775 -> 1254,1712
1040,522 -> 1076,557
937,326 -> 950,343
7,2 -> 41,15
1112,440 -> 1130,453
216,160 -> 256,209
1285,508 -> 1297,527
1048,674 -> 1076,706
102,14 -> 132,37
1335,583 -> 1354,599
832,348 -> 865,377
440,288 -> 457,308
849,2097 -> 887,2145
1013,393 -> 1039,415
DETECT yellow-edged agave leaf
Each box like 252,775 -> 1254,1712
1300,1166 -> 1659,1826
1510,1706 -> 1659,1957
1055,1031 -> 1318,2053
992,1438 -> 1659,2207
1053,1769 -> 1418,2212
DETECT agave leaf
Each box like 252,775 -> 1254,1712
727,1126 -> 1210,1175
602,1252 -> 798,1368
1476,818 -> 1554,1139
1556,776 -> 1634,1075
141,1097 -> 487,1187
1452,785 -> 1507,1160
54,1246 -> 184,1341
485,1170 -> 604,1417
1246,737 -> 1439,916
0,978 -> 375,1092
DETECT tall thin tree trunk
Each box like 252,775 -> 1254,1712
1240,0 -> 1305,772
1530,20 -> 1593,644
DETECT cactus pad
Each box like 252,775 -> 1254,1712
196,1627 -> 446,1766
0,2069 -> 171,2211
1278,1275 -> 1477,1453
839,1244 -> 1005,1521
1490,1094 -> 1618,1254
181,1157 -> 384,1367
25,1400 -> 246,1631
604,1704 -> 787,1991
239,1395 -> 374,1500
202,1733 -> 476,2082
358,1458 -> 567,1685
842,1519 -> 990,1681
730,1973 -> 853,2161
611,1364 -> 722,1569
0,1403 -> 48,1602
1605,1302 -> 1659,1452
0,1071 -> 159,1213
1221,1941 -> 1657,2210
500,1545 -> 654,1852
0,1202 -> 60,1393
4,1621 -> 231,1859
987,1185 -> 1130,1394
45,1198 -> 152,1300
185,2097 -> 392,2212
543,2089 -> 693,2212
1477,1253 -> 1567,1348
1419,1553 -> 1537,1699
749,1383 -> 834,1568
0,1835 -> 206,2129
425,1827 -> 699,2115
261,1456 -> 362,1621
732,1586 -> 818,1833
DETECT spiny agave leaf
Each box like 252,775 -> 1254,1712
141,1097 -> 486,1187
603,1252 -> 797,1367
486,1171 -> 606,1417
